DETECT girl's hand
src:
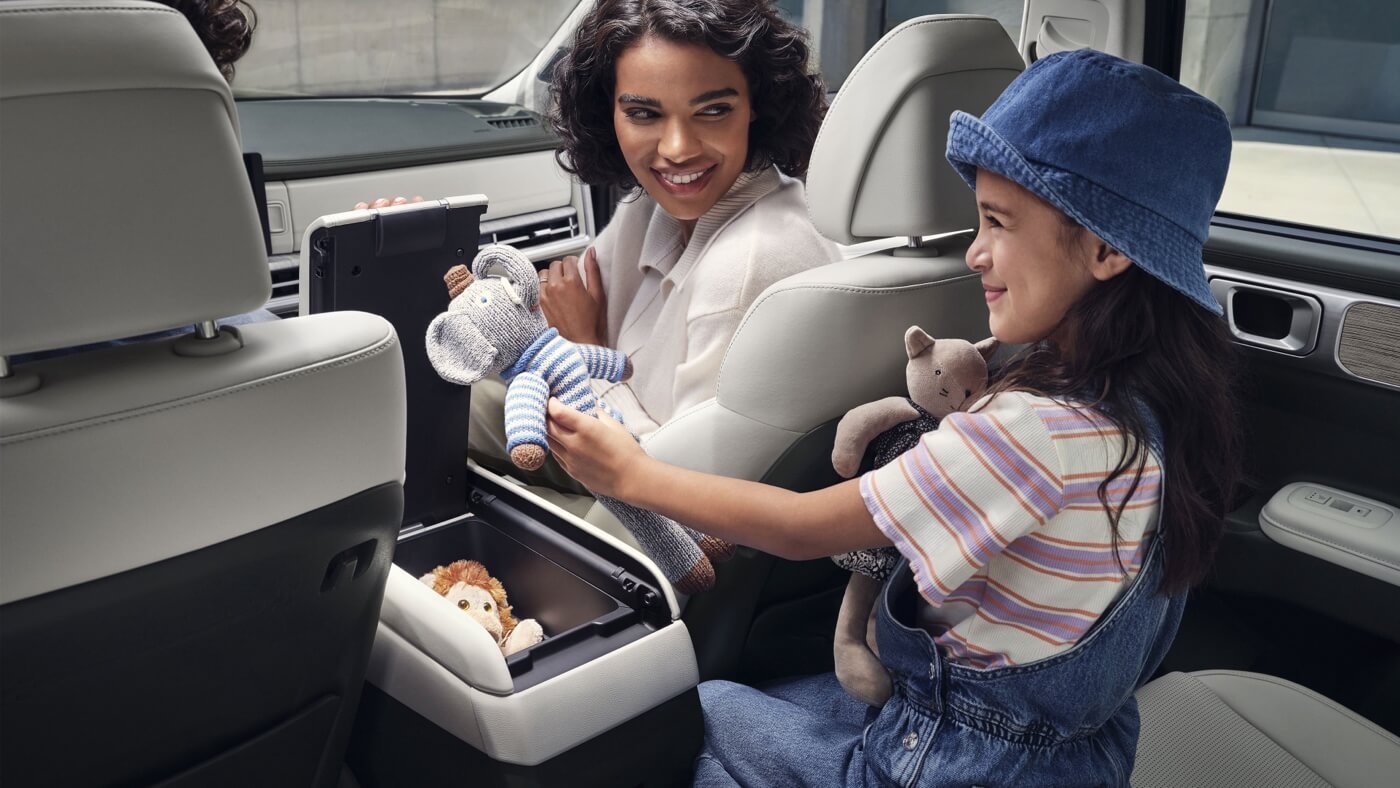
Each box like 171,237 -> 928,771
539,248 -> 608,346
546,398 -> 645,499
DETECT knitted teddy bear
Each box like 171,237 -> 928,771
425,244 -> 732,595
419,559 -> 544,657
829,326 -> 999,706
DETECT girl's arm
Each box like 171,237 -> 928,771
546,399 -> 889,560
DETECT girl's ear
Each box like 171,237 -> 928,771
1089,241 -> 1133,282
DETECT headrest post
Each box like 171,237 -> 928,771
192,321 -> 220,340
0,355 -> 41,397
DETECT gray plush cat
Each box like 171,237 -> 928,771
829,327 -> 999,706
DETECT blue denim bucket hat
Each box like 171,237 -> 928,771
946,49 -> 1231,315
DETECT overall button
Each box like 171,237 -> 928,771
902,731 -> 919,751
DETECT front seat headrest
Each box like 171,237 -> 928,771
806,15 -> 1025,245
0,0 -> 271,357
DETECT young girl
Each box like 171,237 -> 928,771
467,0 -> 839,495
546,49 -> 1242,786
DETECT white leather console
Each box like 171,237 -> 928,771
366,468 -> 699,767
368,614 -> 697,766
1260,482 -> 1400,586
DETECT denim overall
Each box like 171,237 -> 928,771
695,413 -> 1181,787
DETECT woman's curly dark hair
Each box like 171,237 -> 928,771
165,0 -> 257,82
549,0 -> 827,188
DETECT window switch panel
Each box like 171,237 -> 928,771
1261,482 -> 1399,587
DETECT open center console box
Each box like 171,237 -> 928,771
301,198 -> 703,787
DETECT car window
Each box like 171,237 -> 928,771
233,0 -> 579,97
1178,0 -> 1399,242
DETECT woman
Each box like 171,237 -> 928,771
467,0 -> 840,498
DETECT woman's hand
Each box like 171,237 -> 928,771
539,247 -> 608,346
546,398 -> 646,499
353,195 -> 424,209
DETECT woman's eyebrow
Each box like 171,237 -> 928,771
617,93 -> 660,107
690,87 -> 739,105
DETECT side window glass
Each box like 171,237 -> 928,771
1179,0 -> 1399,241
235,0 -> 578,97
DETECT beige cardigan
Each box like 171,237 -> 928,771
586,166 -> 839,439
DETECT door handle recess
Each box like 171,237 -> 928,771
1209,278 -> 1322,355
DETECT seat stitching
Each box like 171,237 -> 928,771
1,332 -> 398,446
716,275 -> 979,386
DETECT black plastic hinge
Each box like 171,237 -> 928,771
611,567 -> 660,610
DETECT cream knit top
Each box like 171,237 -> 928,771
585,166 -> 840,438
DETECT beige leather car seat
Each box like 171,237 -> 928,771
1134,670 -> 1400,787
0,3 -> 406,786
636,15 -> 1025,678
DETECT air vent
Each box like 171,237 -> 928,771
266,254 -> 301,317
485,116 -> 539,129
479,207 -> 583,254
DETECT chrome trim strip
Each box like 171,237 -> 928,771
1206,264 -> 1400,393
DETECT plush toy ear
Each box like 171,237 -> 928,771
426,309 -> 501,385
904,326 -> 936,360
973,337 -> 1001,363
444,265 -> 474,299
472,244 -> 540,308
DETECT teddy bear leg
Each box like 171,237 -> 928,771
509,443 -> 546,471
597,495 -> 716,595
675,523 -> 737,563
504,371 -> 550,471
501,618 -> 545,657
834,573 -> 893,707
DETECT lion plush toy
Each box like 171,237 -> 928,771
419,559 -> 544,657
829,327 -> 998,706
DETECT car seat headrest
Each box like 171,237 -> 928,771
806,15 -> 1025,245
0,0 -> 271,357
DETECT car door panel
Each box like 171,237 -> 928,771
1163,228 -> 1400,734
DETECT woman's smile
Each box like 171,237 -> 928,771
653,165 -> 717,196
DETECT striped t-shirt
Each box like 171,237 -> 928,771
860,390 -> 1161,669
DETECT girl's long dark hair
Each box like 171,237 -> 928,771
984,261 -> 1243,595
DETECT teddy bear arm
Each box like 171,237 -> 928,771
832,397 -> 921,478
575,343 -> 632,383
500,618 -> 544,657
